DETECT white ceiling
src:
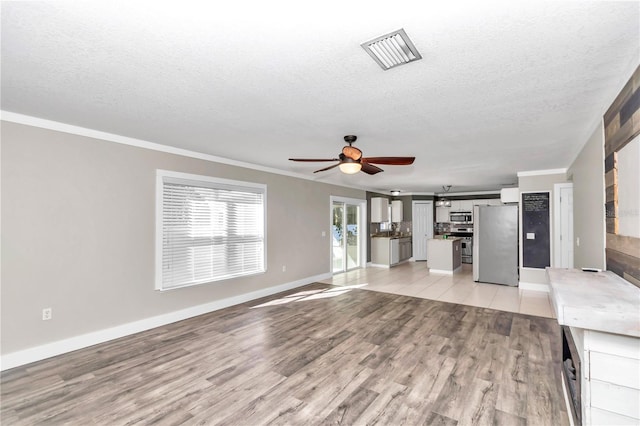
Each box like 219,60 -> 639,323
2,1 -> 639,194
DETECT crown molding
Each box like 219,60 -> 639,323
516,168 -> 568,177
434,190 -> 501,197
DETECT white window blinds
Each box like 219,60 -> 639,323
156,171 -> 266,290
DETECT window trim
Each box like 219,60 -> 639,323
155,169 -> 267,291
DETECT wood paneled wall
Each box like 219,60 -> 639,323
604,65 -> 640,288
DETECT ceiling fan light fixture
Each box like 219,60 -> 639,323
339,161 -> 362,174
361,29 -> 422,70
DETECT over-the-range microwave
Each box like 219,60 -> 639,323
449,211 -> 472,224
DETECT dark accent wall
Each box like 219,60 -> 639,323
604,65 -> 640,287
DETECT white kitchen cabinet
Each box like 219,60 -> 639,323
371,236 -> 411,267
472,198 -> 502,208
371,197 -> 389,222
450,200 -> 473,212
568,328 -> 640,425
391,200 -> 403,222
371,237 -> 399,266
436,206 -> 450,223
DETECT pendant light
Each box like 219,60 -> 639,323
436,185 -> 452,207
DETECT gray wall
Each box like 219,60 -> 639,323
1,121 -> 365,354
518,171 -> 568,284
568,122 -> 606,269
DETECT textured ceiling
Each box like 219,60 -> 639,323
2,1 -> 639,194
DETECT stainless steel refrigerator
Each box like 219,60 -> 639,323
473,204 -> 519,286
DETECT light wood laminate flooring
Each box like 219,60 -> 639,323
1,281 -> 568,425
322,263 -> 556,319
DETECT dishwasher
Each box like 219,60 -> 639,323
390,239 -> 400,265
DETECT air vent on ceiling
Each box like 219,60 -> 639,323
361,28 -> 422,71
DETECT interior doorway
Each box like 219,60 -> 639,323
554,183 -> 574,268
331,197 -> 366,273
412,201 -> 434,261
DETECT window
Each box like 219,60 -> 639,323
156,170 -> 266,290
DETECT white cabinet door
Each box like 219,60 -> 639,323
436,207 -> 450,223
449,200 -> 461,211
460,200 -> 473,211
371,197 -> 389,222
391,200 -> 403,222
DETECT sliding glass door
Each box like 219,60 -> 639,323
332,201 -> 361,273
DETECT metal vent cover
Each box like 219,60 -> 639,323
361,28 -> 422,70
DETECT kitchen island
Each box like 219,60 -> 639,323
427,237 -> 462,274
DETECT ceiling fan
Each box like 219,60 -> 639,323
289,135 -> 415,175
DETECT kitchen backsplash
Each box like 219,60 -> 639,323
435,222 -> 451,234
371,221 -> 412,235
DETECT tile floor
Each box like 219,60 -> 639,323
320,262 -> 556,318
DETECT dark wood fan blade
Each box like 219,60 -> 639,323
314,163 -> 340,173
289,158 -> 340,162
362,156 -> 415,165
361,162 -> 384,175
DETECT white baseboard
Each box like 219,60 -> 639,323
428,267 -> 460,275
0,272 -> 331,371
369,263 -> 391,268
519,281 -> 550,292
369,259 -> 412,269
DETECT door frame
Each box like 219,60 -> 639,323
330,196 -> 367,273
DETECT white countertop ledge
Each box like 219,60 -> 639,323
547,268 -> 640,337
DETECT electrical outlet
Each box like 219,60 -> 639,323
282,265 -> 286,272
42,308 -> 52,321
322,231 -> 326,237
576,237 -> 580,247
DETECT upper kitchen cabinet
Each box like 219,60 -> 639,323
472,198 -> 502,207
450,200 -> 473,211
436,206 -> 450,223
371,197 -> 390,222
391,200 -> 403,222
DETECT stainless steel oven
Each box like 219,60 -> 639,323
451,225 -> 473,263
460,237 -> 473,263
449,211 -> 472,224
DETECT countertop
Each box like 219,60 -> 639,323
371,234 -> 412,239
429,236 -> 462,242
547,268 -> 640,337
